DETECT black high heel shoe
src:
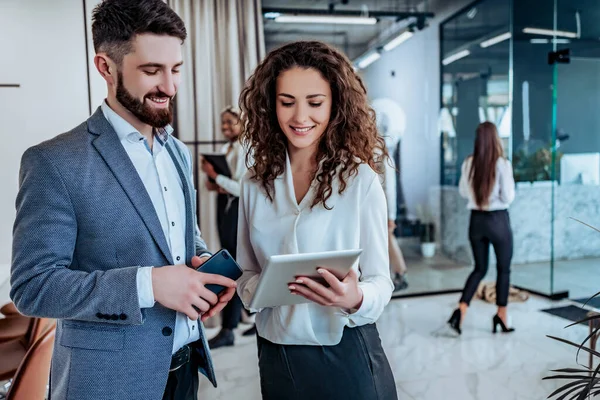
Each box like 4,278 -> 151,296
447,309 -> 462,335
492,314 -> 515,333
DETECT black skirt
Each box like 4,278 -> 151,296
256,323 -> 398,400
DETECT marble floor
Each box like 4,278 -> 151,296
511,258 -> 600,299
395,239 -> 599,299
200,294 -> 596,400
1,269 -> 596,400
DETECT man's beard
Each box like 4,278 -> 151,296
116,73 -> 174,128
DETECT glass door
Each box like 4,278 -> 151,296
550,0 -> 600,300
510,0 -> 560,297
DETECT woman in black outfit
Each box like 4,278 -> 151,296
202,106 -> 252,348
448,122 -> 516,335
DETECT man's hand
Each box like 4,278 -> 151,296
201,287 -> 236,322
152,257 -> 237,320
191,255 -> 210,269
190,255 -> 237,322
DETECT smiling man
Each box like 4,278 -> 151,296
9,1 -> 237,399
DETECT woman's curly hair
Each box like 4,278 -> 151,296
239,40 -> 387,209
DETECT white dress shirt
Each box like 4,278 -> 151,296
101,101 -> 200,354
236,154 -> 394,346
459,156 -> 516,210
214,140 -> 248,197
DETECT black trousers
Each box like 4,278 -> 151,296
460,209 -> 513,307
162,356 -> 199,400
217,194 -> 242,330
257,324 -> 398,400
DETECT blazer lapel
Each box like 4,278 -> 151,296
87,108 -> 173,264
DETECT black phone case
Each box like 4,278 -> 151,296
197,249 -> 243,294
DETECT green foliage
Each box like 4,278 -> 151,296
513,145 -> 563,183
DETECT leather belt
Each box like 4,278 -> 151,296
169,345 -> 191,372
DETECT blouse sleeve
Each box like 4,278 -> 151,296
215,144 -> 248,197
458,159 -> 471,199
347,174 -> 394,326
235,177 -> 263,313
499,158 -> 516,205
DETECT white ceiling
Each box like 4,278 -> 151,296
262,0 -> 431,59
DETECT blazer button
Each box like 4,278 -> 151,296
119,313 -> 127,320
96,312 -> 103,319
162,327 -> 173,336
111,314 -> 118,320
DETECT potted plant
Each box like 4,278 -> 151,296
513,142 -> 563,183
416,204 -> 436,258
544,219 -> 600,399
544,293 -> 599,399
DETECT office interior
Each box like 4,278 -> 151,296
1,0 -> 599,399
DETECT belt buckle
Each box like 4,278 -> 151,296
169,345 -> 191,372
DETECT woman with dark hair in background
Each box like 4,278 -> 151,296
448,121 -> 516,335
236,41 -> 397,399
202,106 -> 252,348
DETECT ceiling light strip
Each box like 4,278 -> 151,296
274,15 -> 377,25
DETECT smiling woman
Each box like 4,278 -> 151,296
275,68 -> 332,154
240,40 -> 387,209
236,40 -> 398,400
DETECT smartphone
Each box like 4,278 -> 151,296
196,249 -> 243,295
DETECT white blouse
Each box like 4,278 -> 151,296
215,140 -> 248,197
459,157 -> 516,210
236,154 -> 393,346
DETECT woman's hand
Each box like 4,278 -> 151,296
289,268 -> 363,311
205,180 -> 219,191
387,219 -> 396,232
201,159 -> 218,180
205,179 -> 229,194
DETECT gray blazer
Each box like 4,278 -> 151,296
11,108 -> 216,400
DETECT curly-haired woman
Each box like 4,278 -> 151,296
235,41 -> 397,399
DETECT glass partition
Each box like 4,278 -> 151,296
508,0 -> 557,296
440,0 -> 600,300
551,0 -> 600,299
438,0 -> 514,295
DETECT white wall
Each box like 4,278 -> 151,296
0,0 -> 93,275
361,0 -> 472,219
86,0 -> 109,108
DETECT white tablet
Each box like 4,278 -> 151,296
249,249 -> 363,309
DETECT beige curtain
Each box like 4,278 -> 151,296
168,0 -> 265,251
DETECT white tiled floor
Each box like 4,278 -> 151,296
1,273 -> 594,400
200,294 -> 594,400
395,239 -> 600,299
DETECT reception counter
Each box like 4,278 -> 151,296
440,183 -> 600,265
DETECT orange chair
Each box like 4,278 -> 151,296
0,318 -> 54,381
5,325 -> 56,400
0,316 -> 31,344
0,302 -> 30,344
0,303 -> 18,317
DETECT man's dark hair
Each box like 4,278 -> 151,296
91,0 -> 187,65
